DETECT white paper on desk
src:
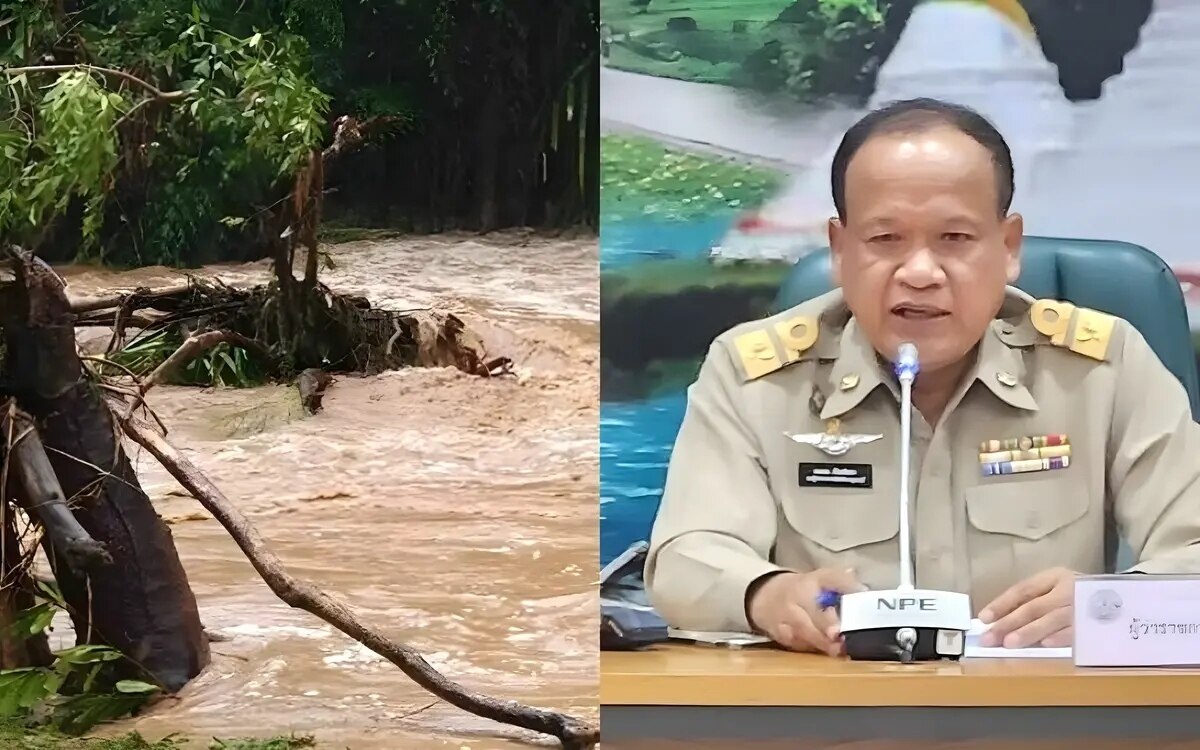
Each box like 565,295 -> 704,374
668,628 -> 770,647
964,618 -> 1071,658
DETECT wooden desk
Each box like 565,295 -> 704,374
601,644 -> 1200,744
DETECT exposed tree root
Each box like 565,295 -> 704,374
118,414 -> 599,749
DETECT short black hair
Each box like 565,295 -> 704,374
830,97 -> 1014,220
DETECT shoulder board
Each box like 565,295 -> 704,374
1028,299 -> 1116,362
730,315 -> 819,382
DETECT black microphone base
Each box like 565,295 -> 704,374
843,627 -> 965,663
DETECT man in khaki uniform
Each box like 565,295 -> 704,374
645,98 -> 1200,657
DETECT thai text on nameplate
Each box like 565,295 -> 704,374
1128,618 -> 1200,641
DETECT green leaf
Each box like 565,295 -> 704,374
8,601 -> 56,638
54,644 -> 124,664
51,693 -> 146,735
0,668 -> 51,716
219,348 -> 239,376
115,679 -> 160,695
81,663 -> 103,693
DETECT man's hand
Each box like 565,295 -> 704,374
979,567 -> 1076,648
747,568 -> 866,656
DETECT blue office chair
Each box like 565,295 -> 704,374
773,236 -> 1200,420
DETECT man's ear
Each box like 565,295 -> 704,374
828,217 -> 844,286
1002,212 -> 1023,283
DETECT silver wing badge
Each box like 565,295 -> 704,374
786,418 -> 882,457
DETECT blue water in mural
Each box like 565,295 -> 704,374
599,215 -> 733,269
599,215 -> 735,565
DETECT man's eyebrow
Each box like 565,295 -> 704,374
858,216 -> 898,228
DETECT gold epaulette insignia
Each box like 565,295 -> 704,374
732,315 -> 818,381
1029,299 -> 1116,361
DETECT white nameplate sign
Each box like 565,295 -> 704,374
1073,574 -> 1200,667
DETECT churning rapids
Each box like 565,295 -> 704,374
52,233 -> 599,748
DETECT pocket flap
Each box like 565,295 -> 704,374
781,491 -> 900,552
966,479 -> 1088,541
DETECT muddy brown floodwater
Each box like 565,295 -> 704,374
53,232 -> 599,749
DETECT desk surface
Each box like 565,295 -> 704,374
602,644 -> 1200,706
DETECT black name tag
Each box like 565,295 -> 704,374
798,462 -> 872,489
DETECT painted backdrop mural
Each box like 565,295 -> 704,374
600,0 -> 1200,564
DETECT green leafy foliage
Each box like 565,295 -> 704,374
0,583 -> 161,736
0,1 -> 328,265
106,329 -> 268,388
0,71 -> 123,251
3,0 -> 597,261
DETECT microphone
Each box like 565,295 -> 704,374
895,342 -> 919,383
834,341 -> 972,662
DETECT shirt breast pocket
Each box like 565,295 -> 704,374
779,484 -> 900,574
965,478 -> 1096,575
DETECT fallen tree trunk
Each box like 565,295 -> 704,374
1,250 -> 209,690
119,414 -> 600,749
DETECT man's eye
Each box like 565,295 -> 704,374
943,232 -> 973,242
870,233 -> 900,243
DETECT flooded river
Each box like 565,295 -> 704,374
56,232 -> 599,748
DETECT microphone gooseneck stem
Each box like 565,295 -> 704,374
897,375 -> 914,591
894,342 -> 919,593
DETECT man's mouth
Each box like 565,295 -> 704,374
890,303 -> 950,320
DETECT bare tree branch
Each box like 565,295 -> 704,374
118,415 -> 599,749
2,65 -> 189,101
69,284 -> 193,314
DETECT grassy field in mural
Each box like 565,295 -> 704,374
600,134 -> 785,221
601,0 -> 795,83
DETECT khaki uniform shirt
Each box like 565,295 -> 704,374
645,287 -> 1200,633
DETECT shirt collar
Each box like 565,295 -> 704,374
819,287 -> 1039,419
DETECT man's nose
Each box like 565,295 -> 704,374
895,246 -> 946,288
